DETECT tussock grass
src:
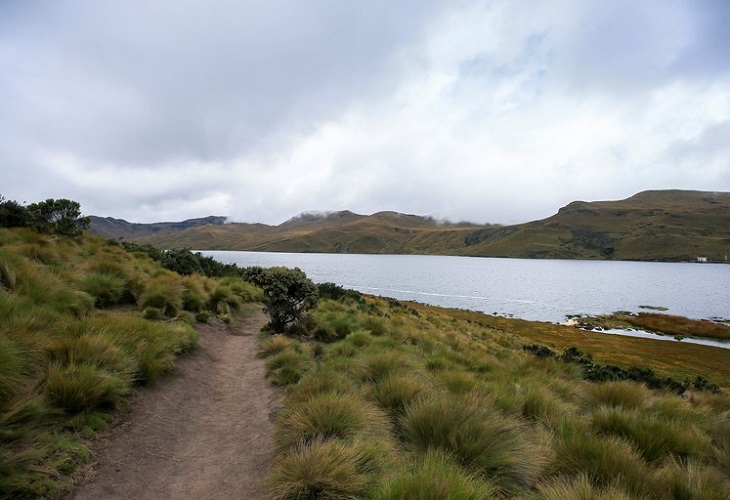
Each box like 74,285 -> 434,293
358,350 -> 411,383
400,393 -> 544,490
368,373 -> 429,419
653,458 -> 730,499
264,289 -> 730,498
550,419 -> 650,496
266,438 -> 396,500
373,450 -> 497,500
82,272 -> 127,308
289,369 -> 356,403
258,334 -> 294,358
580,380 -> 649,410
43,362 -> 129,413
275,393 -> 391,452
265,349 -> 311,386
534,473 -> 633,500
140,275 -> 184,317
589,406 -> 711,462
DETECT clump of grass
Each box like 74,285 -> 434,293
82,273 -> 126,307
207,285 -> 241,315
0,337 -> 30,401
373,450 -> 497,499
47,332 -> 134,379
140,277 -> 184,317
400,393 -> 544,491
358,350 -> 411,383
589,406 -> 711,462
580,380 -> 649,410
43,362 -> 129,413
345,330 -> 373,348
550,419 -> 650,496
266,438 -> 396,500
258,335 -> 294,358
535,473 -> 633,500
368,373 -> 428,420
265,349 -> 311,386
289,369 -> 356,404
275,393 -> 391,452
653,458 -> 730,500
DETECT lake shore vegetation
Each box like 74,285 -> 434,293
261,288 -> 730,499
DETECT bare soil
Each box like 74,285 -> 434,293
68,309 -> 279,500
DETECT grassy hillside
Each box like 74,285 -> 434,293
0,228 -> 261,497
92,190 -> 730,262
260,294 -> 730,499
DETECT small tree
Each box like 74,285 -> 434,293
0,195 -> 31,228
251,267 -> 318,332
27,198 -> 90,237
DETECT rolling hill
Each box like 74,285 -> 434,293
89,190 -> 730,262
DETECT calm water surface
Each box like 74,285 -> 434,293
202,251 -> 730,325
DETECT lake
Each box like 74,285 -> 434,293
202,251 -> 730,325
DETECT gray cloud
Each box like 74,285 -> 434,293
0,0 -> 728,225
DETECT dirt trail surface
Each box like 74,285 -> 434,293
69,310 -> 279,500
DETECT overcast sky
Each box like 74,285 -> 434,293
1,0 -> 728,224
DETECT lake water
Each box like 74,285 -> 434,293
202,251 -> 730,326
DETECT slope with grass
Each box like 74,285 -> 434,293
0,228 -> 262,497
259,294 -> 730,499
91,190 -> 730,262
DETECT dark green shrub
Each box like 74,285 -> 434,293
249,267 -> 318,332
26,198 -> 89,237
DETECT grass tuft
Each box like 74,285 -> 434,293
373,450 -> 497,500
275,393 -> 391,452
266,438 -> 395,500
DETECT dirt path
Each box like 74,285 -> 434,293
69,310 -> 279,500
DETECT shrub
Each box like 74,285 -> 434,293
26,198 -> 89,237
253,267 -> 318,332
373,450 -> 497,500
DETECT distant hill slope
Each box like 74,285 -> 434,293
89,215 -> 227,239
89,190 -> 730,262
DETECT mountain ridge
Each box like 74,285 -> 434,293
89,190 -> 730,262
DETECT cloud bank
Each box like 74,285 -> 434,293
1,0 -> 728,224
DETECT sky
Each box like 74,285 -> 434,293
1,0 -> 729,225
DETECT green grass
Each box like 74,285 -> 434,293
0,228 -> 263,497
263,294 -> 730,498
